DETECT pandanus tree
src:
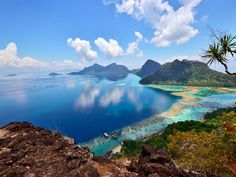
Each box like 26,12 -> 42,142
202,31 -> 236,75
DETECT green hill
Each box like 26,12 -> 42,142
140,59 -> 236,87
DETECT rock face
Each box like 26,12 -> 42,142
0,122 -> 135,177
68,63 -> 130,81
136,59 -> 161,78
0,122 -> 218,177
128,145 -> 218,177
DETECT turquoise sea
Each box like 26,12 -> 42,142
0,74 -> 236,155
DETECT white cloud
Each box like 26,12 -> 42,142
94,37 -> 123,58
0,42 -> 83,71
104,0 -> 201,47
67,37 -> 98,61
50,60 -> 82,70
126,32 -> 144,57
0,42 -> 48,68
135,31 -> 143,40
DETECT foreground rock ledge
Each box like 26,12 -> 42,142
0,122 -> 217,177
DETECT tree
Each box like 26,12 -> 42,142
202,31 -> 236,75
167,130 -> 236,177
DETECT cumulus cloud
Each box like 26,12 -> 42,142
0,42 -> 48,68
126,31 -> 143,57
0,42 -> 82,71
67,37 -> 98,61
104,0 -> 201,47
94,37 -> 123,58
94,32 -> 143,58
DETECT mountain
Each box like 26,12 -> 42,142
68,63 -> 130,81
140,59 -> 236,87
135,59 -> 161,78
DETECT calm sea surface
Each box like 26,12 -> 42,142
0,74 -> 179,143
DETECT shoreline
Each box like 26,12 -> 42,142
84,85 -> 236,156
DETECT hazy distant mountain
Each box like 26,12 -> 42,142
135,59 -> 161,78
49,72 -> 62,76
68,63 -> 130,81
5,74 -> 17,77
140,59 -> 236,87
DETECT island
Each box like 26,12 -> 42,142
139,59 -> 236,87
68,63 -> 130,81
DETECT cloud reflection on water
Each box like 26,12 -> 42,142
0,79 -> 27,105
74,82 -> 147,111
99,87 -> 124,107
74,85 -> 100,109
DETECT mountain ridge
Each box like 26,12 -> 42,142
140,59 -> 236,87
68,63 -> 130,81
135,59 -> 161,78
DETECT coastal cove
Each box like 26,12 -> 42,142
84,85 -> 236,155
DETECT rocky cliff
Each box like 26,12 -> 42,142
0,122 -> 218,177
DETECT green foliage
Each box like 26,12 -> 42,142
140,60 -> 236,87
120,107 -> 236,177
121,140 -> 144,157
111,152 -> 122,159
168,111 -> 236,177
121,120 -> 216,158
168,130 -> 236,177
204,107 -> 236,120
144,134 -> 167,148
160,120 -> 217,140
202,31 -> 236,75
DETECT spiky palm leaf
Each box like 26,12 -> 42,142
219,34 -> 236,56
202,42 -> 227,65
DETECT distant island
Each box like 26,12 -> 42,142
68,63 -> 130,81
139,59 -> 236,87
49,72 -> 62,76
66,59 -> 236,87
5,74 -> 17,77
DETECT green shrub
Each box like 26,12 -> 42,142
204,107 -> 236,120
161,120 -> 217,140
121,140 -> 143,157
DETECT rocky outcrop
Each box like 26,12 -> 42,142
127,145 -> 218,177
0,122 -> 135,177
0,122 -> 98,177
0,122 -> 218,177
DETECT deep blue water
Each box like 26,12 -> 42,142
0,74 -> 179,143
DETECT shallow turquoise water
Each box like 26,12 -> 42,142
85,88 -> 236,156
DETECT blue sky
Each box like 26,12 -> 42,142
0,0 -> 236,72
